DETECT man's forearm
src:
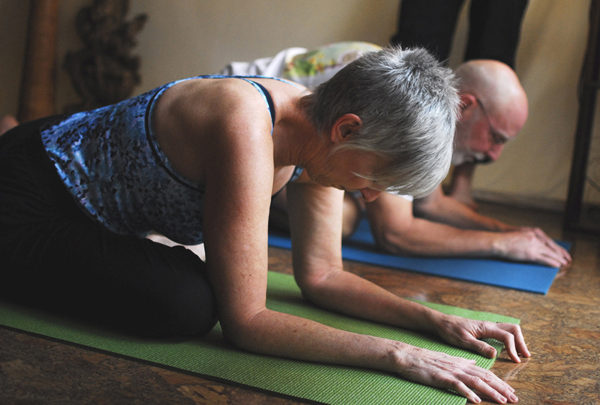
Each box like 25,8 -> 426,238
414,193 -> 514,231
372,215 -> 507,257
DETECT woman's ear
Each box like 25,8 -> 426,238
330,113 -> 362,144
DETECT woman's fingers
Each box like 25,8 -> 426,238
438,362 -> 518,404
436,315 -> 529,361
452,320 -> 530,362
464,370 -> 519,403
449,379 -> 482,404
427,317 -> 529,402
401,349 -> 518,404
462,335 -> 498,359
499,323 -> 530,358
480,322 -> 530,362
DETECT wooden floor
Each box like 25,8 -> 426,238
1,202 -> 598,404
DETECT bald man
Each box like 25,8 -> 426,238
354,59 -> 570,268
220,43 -> 570,267
446,60 -> 528,209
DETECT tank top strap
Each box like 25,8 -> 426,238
239,79 -> 276,132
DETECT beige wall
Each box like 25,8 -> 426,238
1,0 -> 596,207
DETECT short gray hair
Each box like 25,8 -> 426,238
301,46 -> 459,198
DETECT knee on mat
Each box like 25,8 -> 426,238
142,277 -> 219,338
123,243 -> 218,337
169,279 -> 219,336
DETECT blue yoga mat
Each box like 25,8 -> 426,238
269,219 -> 568,294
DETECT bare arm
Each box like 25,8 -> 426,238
412,187 -> 571,267
365,192 -> 511,257
414,186 -> 512,231
363,192 -> 571,267
284,180 -> 527,403
287,182 -> 440,330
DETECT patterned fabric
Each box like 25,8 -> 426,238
41,75 -> 299,245
283,41 -> 381,89
220,41 -> 382,90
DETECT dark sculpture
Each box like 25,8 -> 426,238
64,0 -> 147,111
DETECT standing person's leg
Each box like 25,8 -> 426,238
465,0 -> 529,68
390,0 -> 465,62
451,0 -> 529,208
0,118 -> 217,337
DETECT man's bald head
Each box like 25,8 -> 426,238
452,60 -> 528,165
456,60 -> 528,121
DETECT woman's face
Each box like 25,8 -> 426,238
309,148 -> 386,202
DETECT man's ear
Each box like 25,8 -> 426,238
459,93 -> 477,116
330,113 -> 362,144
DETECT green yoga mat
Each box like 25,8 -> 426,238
0,271 -> 518,405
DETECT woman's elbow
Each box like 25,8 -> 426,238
220,317 -> 259,349
218,308 -> 270,350
295,271 -> 336,304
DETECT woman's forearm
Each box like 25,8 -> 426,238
223,306 -> 406,372
296,269 -> 441,333
223,306 -> 519,404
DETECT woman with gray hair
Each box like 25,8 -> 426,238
0,46 -> 526,403
300,47 -> 458,197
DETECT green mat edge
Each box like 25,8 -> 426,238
0,271 -> 519,405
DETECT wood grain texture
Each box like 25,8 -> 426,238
1,202 -> 598,404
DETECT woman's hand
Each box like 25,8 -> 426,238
392,343 -> 519,403
432,313 -> 530,363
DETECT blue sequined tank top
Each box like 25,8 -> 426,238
41,75 -> 303,245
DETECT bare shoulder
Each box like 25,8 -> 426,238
152,78 -> 275,181
158,78 -> 273,140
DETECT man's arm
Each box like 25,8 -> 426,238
414,185 -> 513,231
364,192 -> 506,256
364,192 -> 571,267
446,162 -> 478,209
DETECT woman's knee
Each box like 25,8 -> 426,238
134,244 -> 219,337
158,272 -> 218,336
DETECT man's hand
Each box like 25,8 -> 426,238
493,228 -> 572,267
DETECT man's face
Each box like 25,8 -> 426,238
453,97 -> 525,166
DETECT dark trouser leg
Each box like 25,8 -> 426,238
465,0 -> 529,68
390,0 -> 465,62
0,118 -> 217,338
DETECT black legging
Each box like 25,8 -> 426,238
391,0 -> 529,68
0,116 -> 217,337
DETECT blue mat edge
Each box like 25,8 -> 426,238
268,229 -> 566,295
